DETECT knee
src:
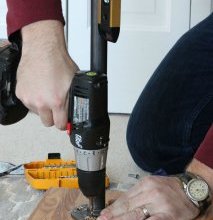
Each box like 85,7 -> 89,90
126,115 -> 157,173
126,115 -> 191,174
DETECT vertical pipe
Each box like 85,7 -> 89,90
189,0 -> 192,29
91,0 -> 108,74
211,0 -> 213,12
90,0 -> 107,214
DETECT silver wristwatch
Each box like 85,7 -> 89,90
177,172 -> 211,215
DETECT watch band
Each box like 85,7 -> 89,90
177,172 -> 211,215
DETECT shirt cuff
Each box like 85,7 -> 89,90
6,0 -> 65,41
195,124 -> 213,169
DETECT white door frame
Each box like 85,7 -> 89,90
190,0 -> 212,27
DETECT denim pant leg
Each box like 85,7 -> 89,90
126,13 -> 213,175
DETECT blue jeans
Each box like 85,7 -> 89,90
126,13 -> 213,175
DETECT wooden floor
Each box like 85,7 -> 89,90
28,187 -> 213,220
29,188 -> 122,220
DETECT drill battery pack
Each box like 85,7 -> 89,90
24,153 -> 110,190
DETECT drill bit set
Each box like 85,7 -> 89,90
24,153 -> 109,190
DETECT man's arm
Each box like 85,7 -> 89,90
97,158 -> 212,220
97,133 -> 213,220
194,125 -> 213,169
6,1 -> 78,129
16,20 -> 78,129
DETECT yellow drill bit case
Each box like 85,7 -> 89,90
24,153 -> 110,190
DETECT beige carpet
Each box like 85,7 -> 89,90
0,113 -> 147,183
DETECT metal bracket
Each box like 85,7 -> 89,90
71,205 -> 98,220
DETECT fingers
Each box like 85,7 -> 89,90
100,191 -> 152,220
98,207 -> 170,220
52,96 -> 68,130
38,108 -> 54,127
103,176 -> 159,216
108,213 -> 170,220
98,205 -> 153,220
112,210 -> 167,220
105,207 -> 149,220
99,176 -> 199,220
17,92 -> 68,130
36,97 -> 68,130
148,213 -> 170,220
114,176 -> 161,204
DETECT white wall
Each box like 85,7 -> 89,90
191,0 -> 212,27
0,1 -> 7,38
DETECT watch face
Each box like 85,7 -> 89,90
187,179 -> 209,202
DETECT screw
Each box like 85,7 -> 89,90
128,173 -> 140,179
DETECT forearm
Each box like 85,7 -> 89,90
21,20 -> 67,55
187,159 -> 213,219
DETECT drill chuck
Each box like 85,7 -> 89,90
73,147 -> 108,172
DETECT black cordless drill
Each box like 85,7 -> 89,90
68,71 -> 110,218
